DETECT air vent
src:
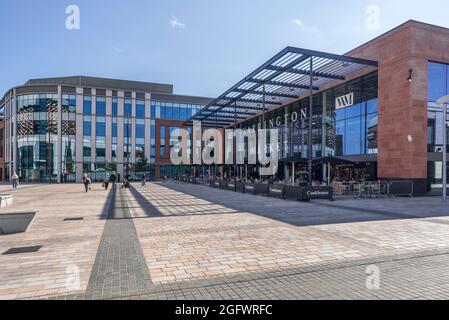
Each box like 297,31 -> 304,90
2,246 -> 42,255
63,217 -> 84,221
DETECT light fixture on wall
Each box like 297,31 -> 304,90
407,69 -> 414,82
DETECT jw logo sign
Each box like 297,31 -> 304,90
336,93 -> 354,109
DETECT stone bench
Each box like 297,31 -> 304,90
0,194 -> 13,208
0,212 -> 36,235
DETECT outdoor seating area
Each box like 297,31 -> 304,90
173,175 -> 415,201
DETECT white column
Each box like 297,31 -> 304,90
91,90 -> 96,162
12,89 -> 17,177
75,87 -> 84,182
117,92 -> 124,178
131,93 -> 136,164
105,90 -> 113,163
57,86 -> 62,183
145,93 -> 151,160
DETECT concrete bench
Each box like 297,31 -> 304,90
0,212 -> 36,235
0,194 -> 13,209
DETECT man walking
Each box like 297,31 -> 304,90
12,172 -> 19,189
82,173 -> 90,193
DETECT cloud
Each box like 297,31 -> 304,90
292,19 -> 304,27
169,16 -> 186,29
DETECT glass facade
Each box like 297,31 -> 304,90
150,101 -> 204,163
16,94 -> 60,182
427,61 -> 449,189
236,72 -> 378,161
2,83 -> 207,182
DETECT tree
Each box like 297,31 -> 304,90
135,157 -> 148,173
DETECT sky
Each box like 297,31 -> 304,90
1,0 -> 449,98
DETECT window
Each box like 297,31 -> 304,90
112,122 -> 117,138
83,121 -> 91,136
124,99 -> 132,117
83,139 -> 91,157
345,117 -> 361,155
136,124 -> 145,139
112,98 -> 118,116
96,97 -> 106,116
136,101 -> 145,118
124,123 -> 132,138
96,138 -> 106,158
429,62 -> 447,102
83,96 -> 92,115
96,122 -> 106,137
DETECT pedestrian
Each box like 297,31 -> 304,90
110,172 -> 117,189
12,172 -> 19,189
141,173 -> 147,187
103,174 -> 110,190
82,173 -> 90,193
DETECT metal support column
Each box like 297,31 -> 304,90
308,57 -> 314,186
234,102 -> 237,179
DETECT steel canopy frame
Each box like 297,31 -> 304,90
186,46 -> 377,127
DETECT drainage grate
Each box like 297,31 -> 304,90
2,246 -> 42,255
63,217 -> 84,221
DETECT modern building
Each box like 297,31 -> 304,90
188,20 -> 449,194
0,76 -> 212,182
3,20 -> 449,193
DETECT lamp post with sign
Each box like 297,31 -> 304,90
437,95 -> 449,201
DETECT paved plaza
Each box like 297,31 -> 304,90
2,181 -> 449,300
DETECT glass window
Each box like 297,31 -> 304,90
124,100 -> 132,117
345,103 -> 361,119
366,113 -> 378,154
112,123 -> 117,138
367,98 -> 378,114
83,96 -> 92,115
96,122 -> 106,137
429,62 -> 447,102
136,101 -> 145,118
345,117 -> 361,155
335,109 -> 345,122
83,121 -> 91,136
151,103 -> 156,119
136,124 -> 145,139
112,98 -> 118,116
335,120 -> 345,156
124,123 -> 132,138
96,98 -> 106,116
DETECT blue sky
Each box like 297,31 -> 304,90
1,0 -> 449,98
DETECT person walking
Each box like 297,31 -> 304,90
110,172 -> 117,189
141,173 -> 147,187
82,173 -> 90,193
12,172 -> 19,189
103,173 -> 110,190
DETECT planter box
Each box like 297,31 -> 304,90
0,195 -> 13,208
0,212 -> 36,235
300,186 -> 334,201
219,180 -> 229,189
228,181 -> 236,192
236,181 -> 245,193
284,186 -> 301,200
269,185 -> 285,198
254,183 -> 270,195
